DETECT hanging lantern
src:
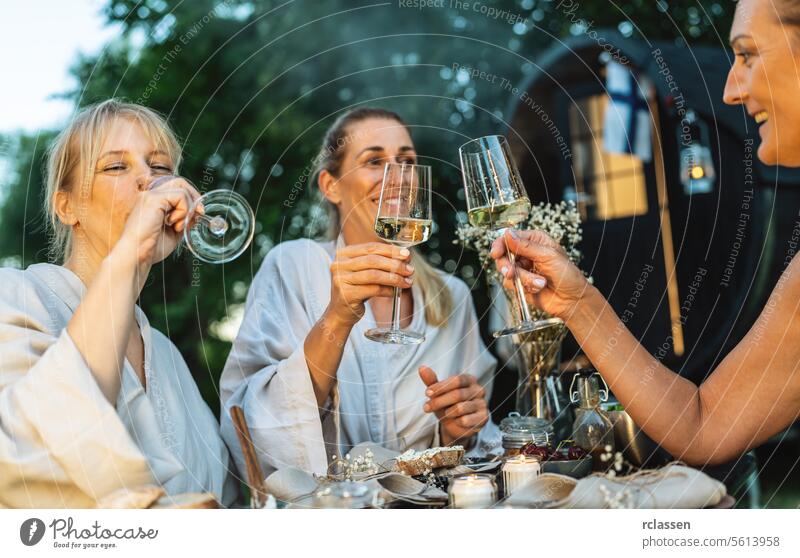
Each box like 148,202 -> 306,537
679,110 -> 716,195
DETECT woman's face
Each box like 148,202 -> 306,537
325,117 -> 417,243
69,117 -> 174,259
724,0 -> 800,166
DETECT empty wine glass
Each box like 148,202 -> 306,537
459,135 -> 563,337
148,175 -> 255,264
364,162 -> 432,345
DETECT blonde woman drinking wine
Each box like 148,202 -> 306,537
489,0 -> 800,466
220,108 -> 501,477
0,100 -> 236,507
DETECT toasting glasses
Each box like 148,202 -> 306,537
459,135 -> 563,337
149,175 -> 255,264
364,162 -> 433,345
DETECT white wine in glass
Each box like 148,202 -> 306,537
466,198 -> 531,229
365,162 -> 432,345
374,216 -> 432,246
460,135 -> 563,338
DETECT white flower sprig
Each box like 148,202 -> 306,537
328,449 -> 379,480
455,200 -> 587,288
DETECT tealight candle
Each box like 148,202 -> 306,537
502,455 -> 541,496
448,474 -> 497,509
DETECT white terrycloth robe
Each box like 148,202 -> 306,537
0,263 -> 237,508
220,238 -> 502,478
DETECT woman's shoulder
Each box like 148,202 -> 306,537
256,238 -> 334,279
260,237 -> 334,269
0,264 -> 72,307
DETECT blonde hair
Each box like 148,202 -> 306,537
313,108 -> 453,328
44,99 -> 182,262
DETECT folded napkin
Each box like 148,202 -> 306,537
264,467 -> 319,503
505,463 -> 727,509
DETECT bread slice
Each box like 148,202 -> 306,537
394,446 -> 465,476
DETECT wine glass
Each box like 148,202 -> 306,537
459,135 -> 563,337
148,175 -> 255,264
364,162 -> 432,345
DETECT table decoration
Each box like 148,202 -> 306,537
448,474 -> 498,509
502,455 -> 541,496
520,439 -> 592,479
456,201 -> 587,421
503,463 -> 727,509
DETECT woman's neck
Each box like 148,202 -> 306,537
63,237 -> 109,289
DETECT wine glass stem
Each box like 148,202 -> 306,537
196,214 -> 214,227
390,286 -> 402,331
501,227 -> 533,324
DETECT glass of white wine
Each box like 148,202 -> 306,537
459,135 -> 563,337
364,162 -> 432,345
148,175 -> 255,264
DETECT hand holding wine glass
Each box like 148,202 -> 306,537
117,175 -> 201,268
365,162 -> 433,344
146,175 -> 255,264
460,135 -> 563,337
490,228 -> 591,320
327,242 -> 414,326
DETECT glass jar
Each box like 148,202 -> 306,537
448,474 -> 498,509
502,455 -> 541,496
500,412 -> 554,456
570,369 -> 615,471
312,481 -> 377,509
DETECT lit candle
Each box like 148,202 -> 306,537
502,455 -> 541,496
448,474 -> 497,509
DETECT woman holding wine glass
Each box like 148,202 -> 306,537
220,108 -> 501,477
0,99 -> 237,507
489,0 -> 800,466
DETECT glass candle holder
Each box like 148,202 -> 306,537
502,455 -> 541,496
448,474 -> 497,509
312,481 -> 377,509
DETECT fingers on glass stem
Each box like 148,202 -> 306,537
504,267 -> 546,292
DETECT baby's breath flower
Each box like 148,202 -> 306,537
455,200 -> 591,291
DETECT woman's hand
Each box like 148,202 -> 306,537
114,176 -> 201,268
327,242 -> 414,327
489,229 -> 591,320
419,366 -> 489,447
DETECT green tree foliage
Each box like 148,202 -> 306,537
0,0 -> 735,413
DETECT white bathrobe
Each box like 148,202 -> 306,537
0,263 -> 236,508
220,237 -> 502,478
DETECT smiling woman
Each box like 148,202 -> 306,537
220,107 -> 503,478
724,0 -> 800,166
0,99 -> 237,508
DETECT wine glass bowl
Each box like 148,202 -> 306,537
459,135 -> 564,337
365,162 -> 432,345
145,175 -> 255,264
184,189 -> 255,264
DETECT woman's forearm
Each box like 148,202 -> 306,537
566,286 -> 712,463
304,309 -> 353,407
66,244 -> 147,405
